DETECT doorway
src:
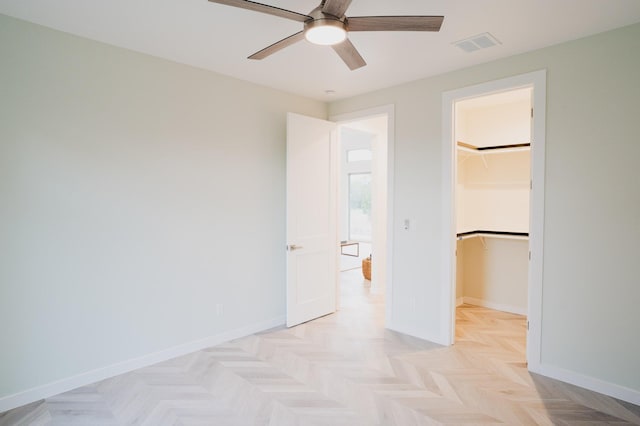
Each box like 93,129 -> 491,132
332,105 -> 394,326
338,129 -> 373,277
454,87 -> 532,318
441,71 -> 547,368
285,107 -> 394,329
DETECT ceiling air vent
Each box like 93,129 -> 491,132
453,32 -> 501,53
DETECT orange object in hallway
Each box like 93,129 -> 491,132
362,256 -> 371,281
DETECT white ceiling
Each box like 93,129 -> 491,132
2,0 -> 640,101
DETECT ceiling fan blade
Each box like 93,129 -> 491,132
331,38 -> 366,70
208,0 -> 311,22
321,0 -> 352,18
347,16 -> 444,32
248,31 -> 305,60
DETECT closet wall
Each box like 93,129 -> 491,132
457,151 -> 530,233
455,90 -> 531,315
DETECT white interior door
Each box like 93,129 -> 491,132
286,113 -> 338,327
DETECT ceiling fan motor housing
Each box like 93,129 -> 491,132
304,7 -> 348,45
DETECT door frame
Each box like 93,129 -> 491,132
441,71 -> 546,370
330,105 -> 395,328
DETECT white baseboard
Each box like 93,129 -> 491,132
462,296 -> 527,316
531,363 -> 640,406
464,296 -> 640,406
386,323 -> 447,346
0,315 -> 285,414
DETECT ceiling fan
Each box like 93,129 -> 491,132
208,0 -> 444,70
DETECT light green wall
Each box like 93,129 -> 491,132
329,23 -> 640,391
0,14 -> 325,398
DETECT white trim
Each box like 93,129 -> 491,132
532,363 -> 640,406
441,70 -> 547,367
385,324 -> 444,345
0,316 -> 285,413
462,297 -> 527,316
526,71 -> 547,372
441,92 -> 457,345
330,105 -> 395,329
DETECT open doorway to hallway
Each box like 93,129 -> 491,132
338,126 -> 373,281
336,114 -> 389,317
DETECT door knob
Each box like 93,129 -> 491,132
287,244 -> 303,251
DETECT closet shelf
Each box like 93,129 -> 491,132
457,141 -> 530,155
463,180 -> 530,186
457,230 -> 529,241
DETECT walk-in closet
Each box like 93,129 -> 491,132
455,88 -> 532,316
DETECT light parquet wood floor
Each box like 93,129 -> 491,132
2,269 -> 640,425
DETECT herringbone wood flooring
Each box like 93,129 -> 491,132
2,270 -> 639,425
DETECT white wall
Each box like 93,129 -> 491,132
456,149 -> 530,315
0,14 -> 325,403
457,98 -> 531,148
460,238 -> 529,315
457,151 -> 530,233
455,239 -> 464,300
370,118 -> 389,295
329,23 -> 640,396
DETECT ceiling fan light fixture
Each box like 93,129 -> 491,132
304,19 -> 347,45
